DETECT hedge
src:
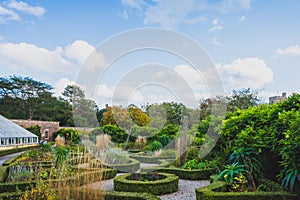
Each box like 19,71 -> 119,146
0,169 -> 117,193
0,145 -> 38,157
0,166 -> 8,182
0,189 -> 161,200
102,158 -> 140,173
140,159 -> 170,172
114,172 -> 179,195
196,179 -> 298,200
130,154 -> 175,164
157,167 -> 214,180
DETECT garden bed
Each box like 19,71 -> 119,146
114,172 -> 179,195
102,158 -> 140,173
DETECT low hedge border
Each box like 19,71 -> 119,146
0,189 -> 160,200
102,158 -> 140,173
0,168 -> 117,193
141,159 -> 170,172
114,172 -> 179,195
0,145 -> 38,157
0,166 -> 8,183
129,154 -> 175,164
157,167 -> 214,180
196,179 -> 298,200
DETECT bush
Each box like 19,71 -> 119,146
157,167 -> 214,180
102,158 -> 140,173
53,128 -> 81,144
114,172 -> 179,195
150,141 -> 163,151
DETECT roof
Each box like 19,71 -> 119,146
0,115 -> 38,138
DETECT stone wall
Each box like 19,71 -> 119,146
11,119 -> 60,141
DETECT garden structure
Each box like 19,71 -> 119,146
0,115 -> 38,148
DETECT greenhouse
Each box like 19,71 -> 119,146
0,115 -> 38,146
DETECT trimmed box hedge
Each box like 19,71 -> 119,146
0,145 -> 38,157
114,172 -> 179,195
196,179 -> 298,200
0,166 -> 8,183
103,158 -> 140,173
157,167 -> 214,180
140,159 -> 170,172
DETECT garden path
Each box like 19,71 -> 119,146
86,162 -> 211,200
0,152 -> 23,166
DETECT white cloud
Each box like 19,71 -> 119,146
0,42 -> 77,73
277,45 -> 300,56
217,57 -> 273,88
0,5 -> 19,23
6,0 -> 46,17
121,0 -> 144,10
54,78 -> 76,97
208,19 -> 222,32
64,40 -> 95,64
238,15 -> 245,22
212,36 -> 223,46
0,40 -> 99,76
0,1 -> 45,24
122,0 -> 254,28
96,84 -> 114,99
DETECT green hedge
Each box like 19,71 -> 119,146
0,189 -> 160,200
102,158 -> 140,173
114,172 -> 178,195
0,169 -> 117,193
0,166 -> 8,182
130,154 -> 175,164
140,159 -> 170,172
0,145 -> 38,157
196,180 -> 298,200
157,167 -> 214,180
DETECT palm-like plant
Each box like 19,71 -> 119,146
218,163 -> 249,184
55,146 -> 69,169
229,147 -> 262,189
280,163 -> 300,193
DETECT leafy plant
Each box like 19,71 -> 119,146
54,146 -> 69,168
150,140 -> 163,151
229,147 -> 263,189
280,165 -> 300,193
218,163 -> 249,185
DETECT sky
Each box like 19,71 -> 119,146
1,0 -> 300,108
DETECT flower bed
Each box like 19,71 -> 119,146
114,172 -> 179,195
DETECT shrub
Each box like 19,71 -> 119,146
150,141 -> 163,151
114,172 -> 179,195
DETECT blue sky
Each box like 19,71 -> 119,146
1,0 -> 300,107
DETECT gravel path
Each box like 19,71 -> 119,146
158,179 -> 210,200
85,162 -> 211,200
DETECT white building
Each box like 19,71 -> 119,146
0,115 -> 38,147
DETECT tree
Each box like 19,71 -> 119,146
0,75 -> 53,120
227,88 -> 260,112
61,84 -> 99,127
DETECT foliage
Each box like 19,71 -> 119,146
20,181 -> 57,200
219,94 -> 300,192
54,147 -> 69,168
0,75 -> 74,126
26,125 -> 41,139
218,163 -> 249,186
150,140 -> 163,151
280,164 -> 300,193
182,159 -> 217,170
229,147 -> 263,189
157,134 -> 172,146
53,128 -> 81,144
101,124 -> 134,143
